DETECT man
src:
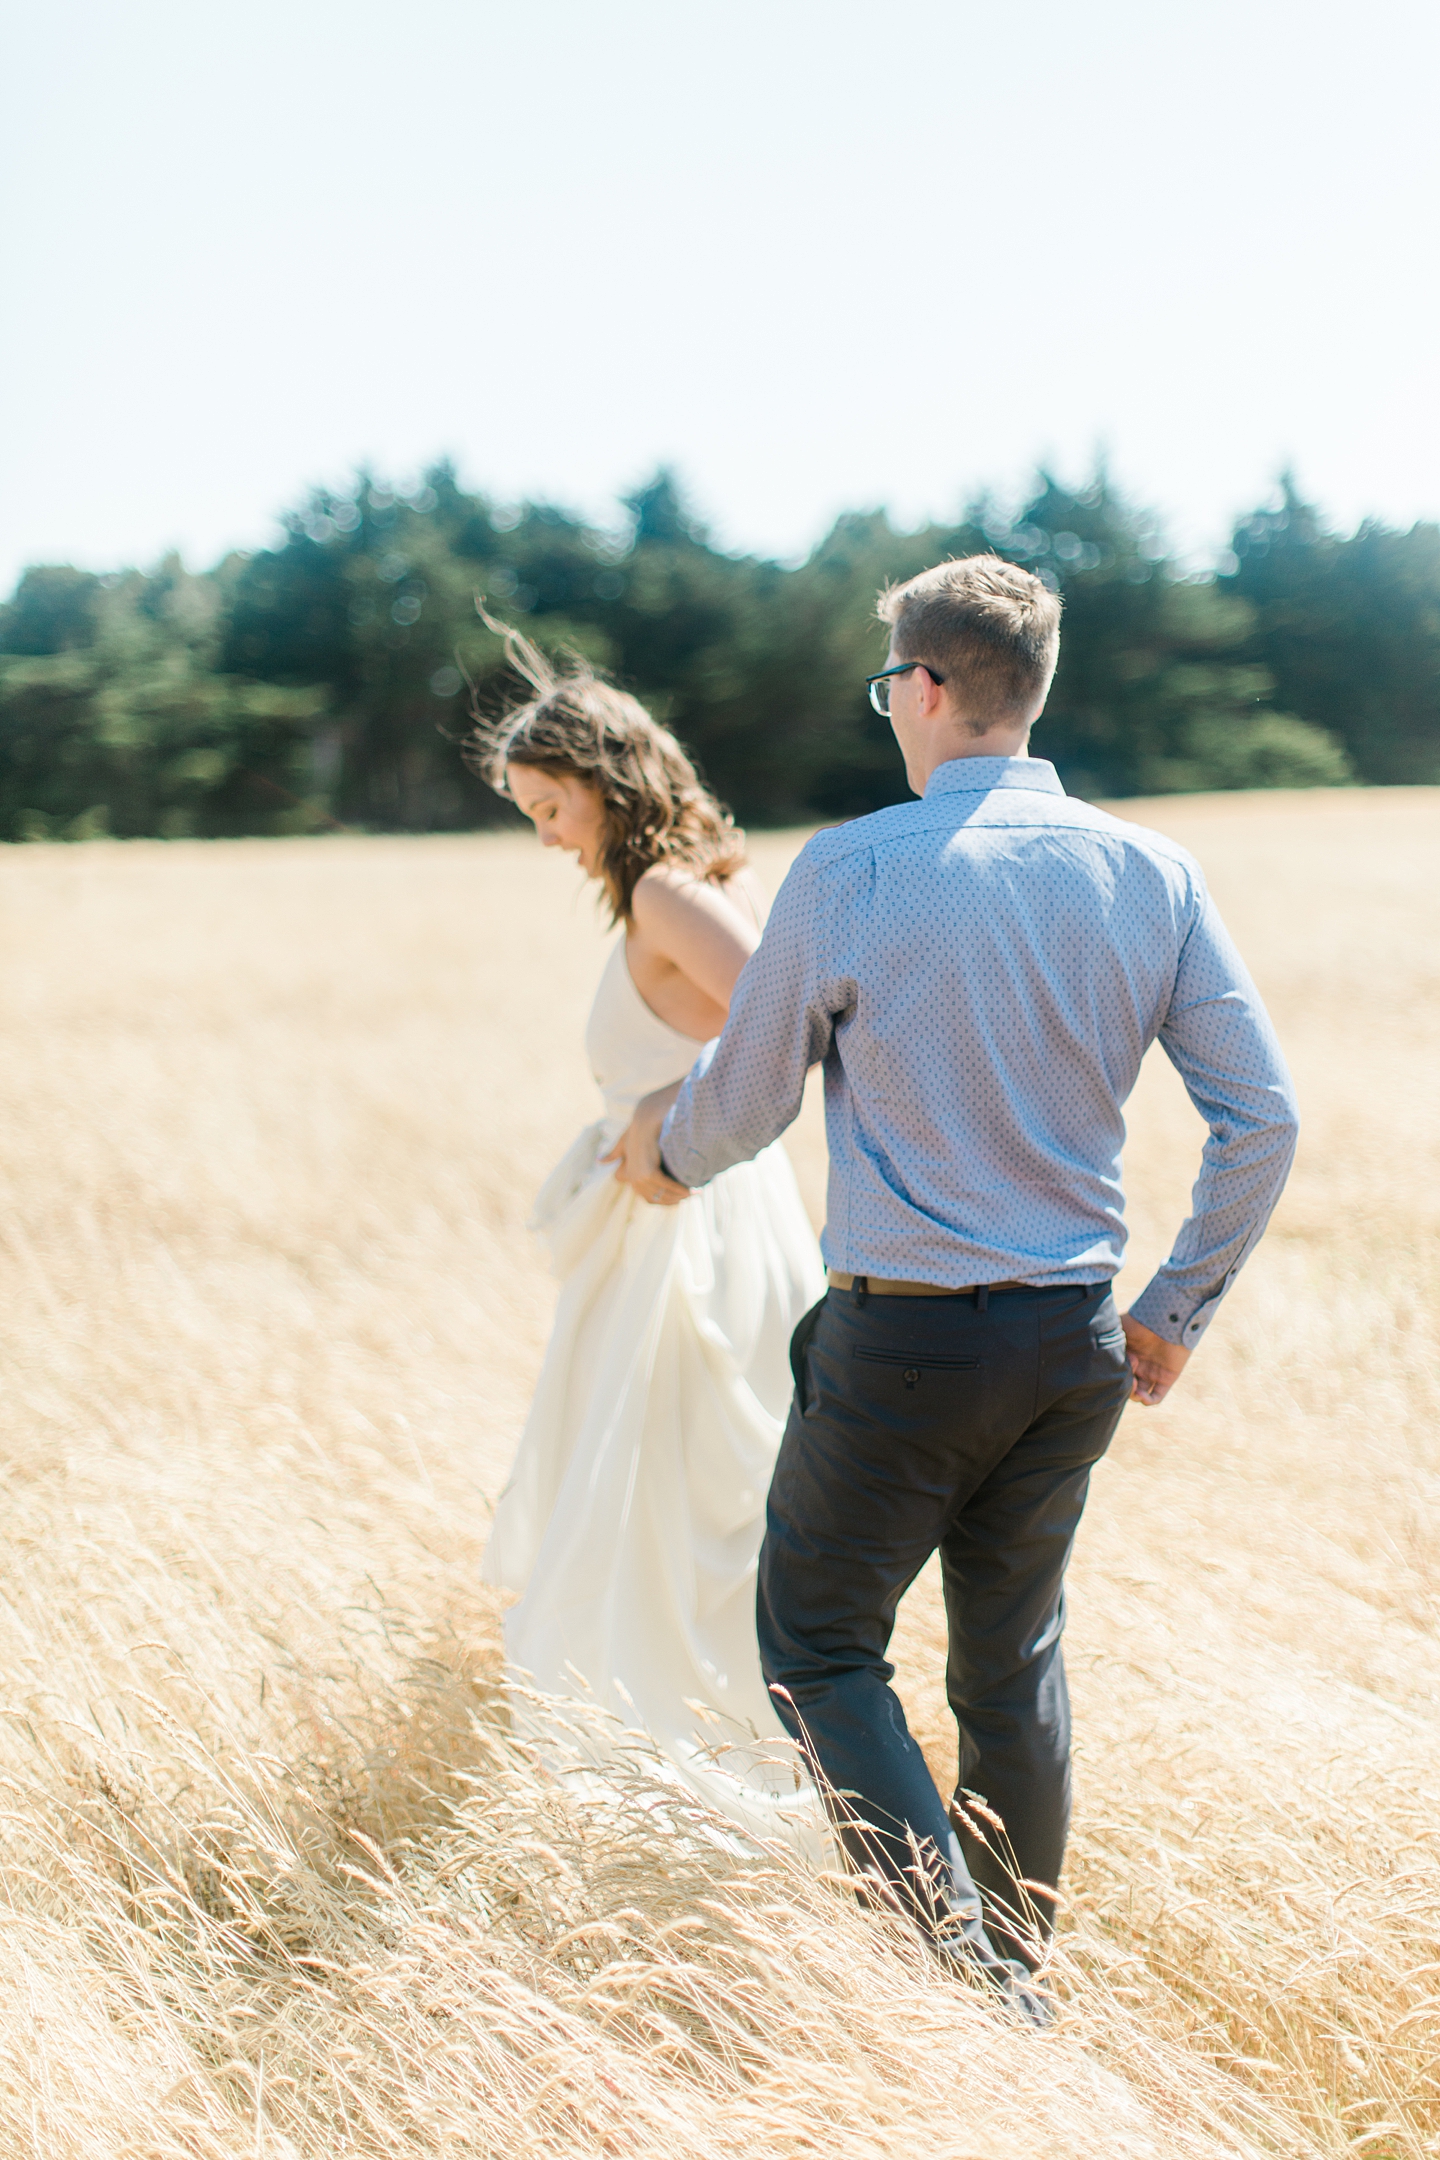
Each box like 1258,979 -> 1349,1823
619,556 -> 1298,2012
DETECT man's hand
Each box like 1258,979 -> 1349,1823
600,1082 -> 691,1206
1121,1312 -> 1192,1406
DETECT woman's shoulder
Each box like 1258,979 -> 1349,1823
632,860 -> 766,932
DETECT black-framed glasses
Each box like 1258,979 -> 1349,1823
865,660 -> 945,715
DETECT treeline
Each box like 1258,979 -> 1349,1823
2,464 -> 1437,843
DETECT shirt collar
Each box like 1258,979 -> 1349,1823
924,755 -> 1066,799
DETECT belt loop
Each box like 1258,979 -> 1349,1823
853,1274 -> 869,1309
975,1284 -> 989,1312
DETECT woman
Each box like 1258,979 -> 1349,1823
471,627 -> 826,1846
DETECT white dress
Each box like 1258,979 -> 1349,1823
482,936 -> 827,1846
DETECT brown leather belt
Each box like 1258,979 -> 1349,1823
827,1271 -> 1028,1298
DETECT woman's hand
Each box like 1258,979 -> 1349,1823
600,1082 -> 691,1206
1121,1312 -> 1192,1405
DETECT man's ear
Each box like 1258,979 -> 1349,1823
916,668 -> 947,720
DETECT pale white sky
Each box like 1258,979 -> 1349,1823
3,0 -> 1437,593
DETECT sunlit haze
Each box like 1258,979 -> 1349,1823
3,0 -> 1438,590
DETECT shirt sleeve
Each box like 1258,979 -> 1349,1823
660,837 -> 851,1186
1128,884 -> 1300,1348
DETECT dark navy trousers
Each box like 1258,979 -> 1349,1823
757,1281 -> 1131,1966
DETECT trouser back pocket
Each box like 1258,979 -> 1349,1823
853,1346 -> 981,1391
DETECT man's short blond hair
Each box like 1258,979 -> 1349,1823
877,555 -> 1061,733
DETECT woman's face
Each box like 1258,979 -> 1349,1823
508,764 -> 607,877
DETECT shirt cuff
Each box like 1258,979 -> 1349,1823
656,1039 -> 718,1186
1129,1270 -> 1239,1348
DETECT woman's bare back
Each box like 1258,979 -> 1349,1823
625,862 -> 768,1040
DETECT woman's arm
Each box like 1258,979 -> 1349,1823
602,869 -> 760,1203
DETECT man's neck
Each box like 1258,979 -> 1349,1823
910,726 -> 1031,794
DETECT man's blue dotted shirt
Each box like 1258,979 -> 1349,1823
661,756 -> 1298,1348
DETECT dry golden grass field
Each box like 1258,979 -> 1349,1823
1,788 -> 1437,2159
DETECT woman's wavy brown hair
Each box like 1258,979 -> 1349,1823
466,610 -> 746,924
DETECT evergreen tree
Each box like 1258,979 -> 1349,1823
0,559 -> 327,840
972,472 -> 1350,796
1224,478 -> 1440,785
